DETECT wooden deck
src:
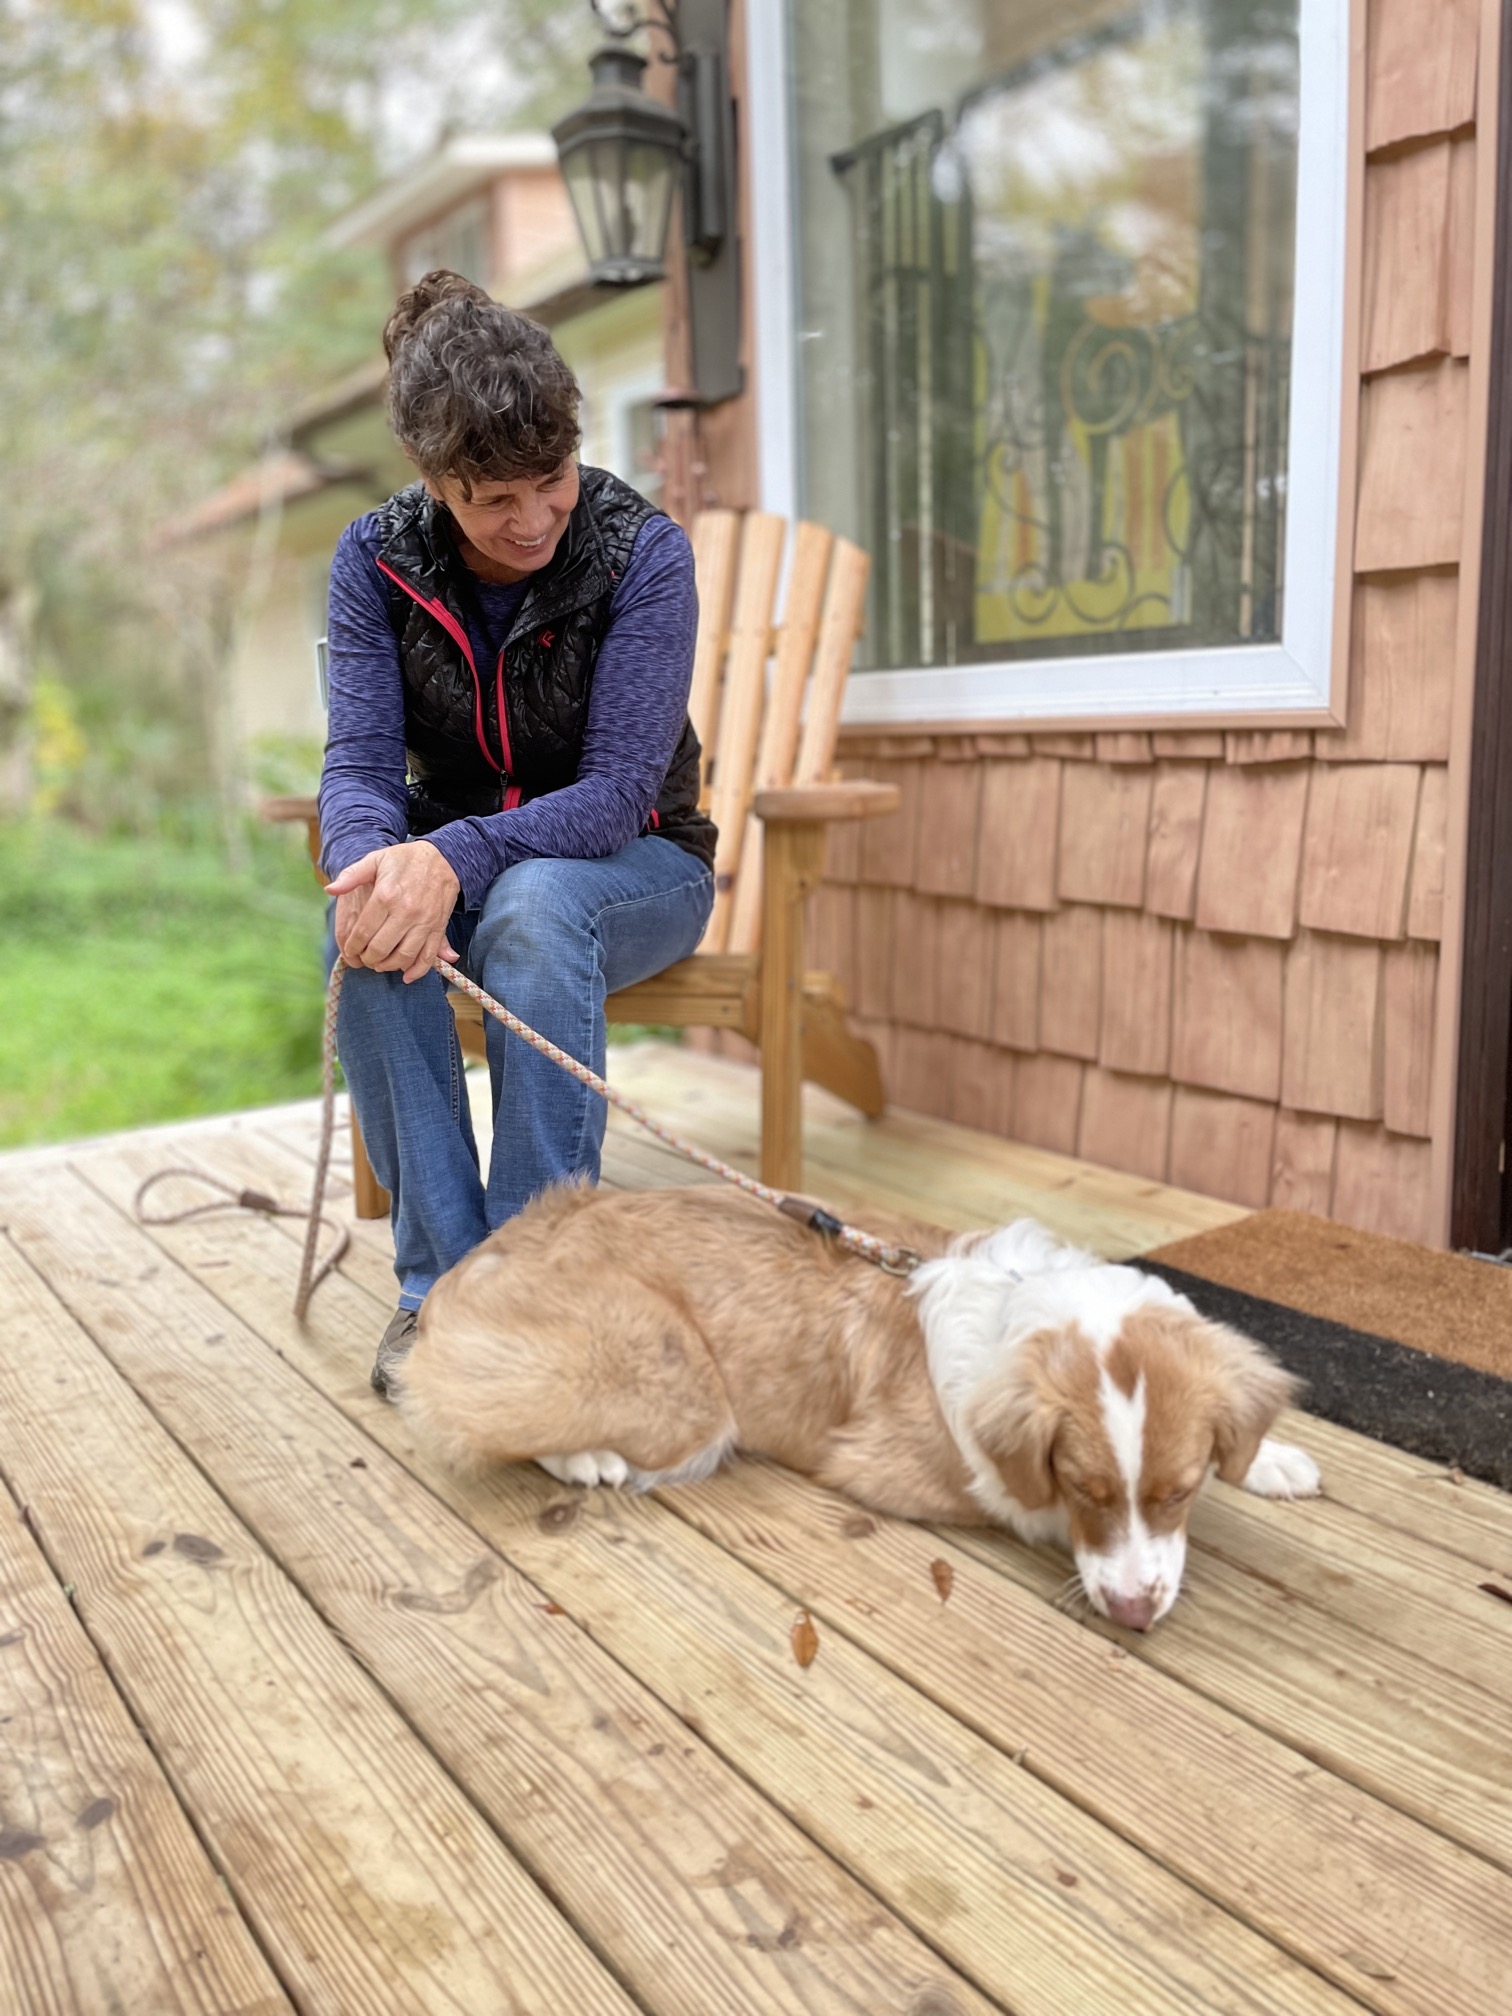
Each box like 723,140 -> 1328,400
2,1041 -> 1510,2015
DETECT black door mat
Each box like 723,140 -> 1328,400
1137,1261 -> 1512,1493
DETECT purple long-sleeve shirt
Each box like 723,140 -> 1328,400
317,505 -> 699,911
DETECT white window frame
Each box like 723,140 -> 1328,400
747,0 -> 1353,727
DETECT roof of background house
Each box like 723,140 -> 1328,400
160,451 -> 342,544
327,133 -> 560,251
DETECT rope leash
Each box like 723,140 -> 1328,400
135,1167 -> 349,1285
291,957 -> 921,1319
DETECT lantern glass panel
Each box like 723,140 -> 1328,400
624,142 -> 678,262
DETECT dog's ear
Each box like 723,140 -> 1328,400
963,1330 -> 1065,1511
1204,1324 -> 1299,1485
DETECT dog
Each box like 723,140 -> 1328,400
398,1186 -> 1321,1630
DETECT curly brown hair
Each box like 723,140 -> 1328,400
382,270 -> 582,497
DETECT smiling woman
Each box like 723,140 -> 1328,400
316,270 -> 718,1393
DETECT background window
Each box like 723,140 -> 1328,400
790,0 -> 1309,687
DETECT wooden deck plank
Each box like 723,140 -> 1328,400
941,1492 -> 1512,1873
0,1223 -> 634,2016
657,1463 -> 1512,2016
173,1113 -> 1512,1593
84,1135 -> 1370,2016
20,1155 -> 998,2016
70,1125 -> 1512,2016
595,1044 -> 1248,1254
0,1453 -> 294,2016
236,1044 -> 1245,1261
1278,1414 -> 1512,1575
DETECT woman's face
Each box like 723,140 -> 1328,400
428,460 -> 580,578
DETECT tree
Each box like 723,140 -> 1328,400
0,0 -> 599,824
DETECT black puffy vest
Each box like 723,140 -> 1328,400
373,465 -> 715,870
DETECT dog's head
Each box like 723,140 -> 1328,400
914,1228 -> 1296,1630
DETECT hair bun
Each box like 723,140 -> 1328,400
382,269 -> 495,362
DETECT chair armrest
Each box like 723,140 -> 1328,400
753,779 -> 900,824
260,795 -> 320,824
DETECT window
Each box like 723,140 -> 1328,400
753,0 -> 1350,723
398,197 -> 491,290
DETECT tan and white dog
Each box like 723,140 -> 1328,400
398,1186 -> 1321,1630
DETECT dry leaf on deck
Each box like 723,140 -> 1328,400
791,1608 -> 819,1668
930,1558 -> 954,1604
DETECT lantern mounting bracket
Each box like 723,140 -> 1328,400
590,0 -> 680,64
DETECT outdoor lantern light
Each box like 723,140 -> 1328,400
551,45 -> 685,287
554,0 -> 742,404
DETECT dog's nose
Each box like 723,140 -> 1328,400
1104,1591 -> 1158,1632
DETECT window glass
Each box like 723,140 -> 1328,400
790,0 -> 1300,673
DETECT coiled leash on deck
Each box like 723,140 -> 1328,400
290,957 -> 922,1320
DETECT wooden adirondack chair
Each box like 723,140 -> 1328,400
268,509 -> 896,1216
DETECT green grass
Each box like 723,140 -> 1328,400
0,820 -> 328,1149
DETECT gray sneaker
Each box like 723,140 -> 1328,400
371,1306 -> 418,1400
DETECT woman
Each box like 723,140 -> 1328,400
318,270 -> 716,1396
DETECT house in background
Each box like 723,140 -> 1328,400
175,132 -> 667,756
643,0 -> 1505,1255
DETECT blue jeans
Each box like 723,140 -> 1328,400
335,837 -> 714,1309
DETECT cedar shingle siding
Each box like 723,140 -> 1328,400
702,0 -> 1483,1246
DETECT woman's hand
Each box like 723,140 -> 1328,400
327,841 -> 461,984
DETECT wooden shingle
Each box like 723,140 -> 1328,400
1153,732 -> 1226,758
1193,764 -> 1310,939
1168,1089 -> 1278,1210
1316,573 -> 1456,764
1298,763 -> 1421,940
914,757 -> 982,898
948,1038 -> 1015,1135
857,757 -> 921,886
851,885 -> 894,1018
1033,734 -> 1096,759
1270,1111 -> 1339,1218
1057,763 -> 1153,909
1225,732 -> 1313,765
1170,930 -> 1284,1104
823,813 -> 862,883
1354,360 -> 1469,574
1365,0 -> 1479,153
976,758 -> 1062,911
1281,931 -> 1385,1121
1331,1124 -> 1436,1244
890,891 -> 941,1027
1145,764 -> 1208,921
1099,912 -> 1174,1079
1095,734 -> 1154,764
1406,766 -> 1448,940
891,1027 -> 957,1120
1361,143 -> 1456,373
1039,906 -> 1104,1062
1078,1070 -> 1172,1184
1010,1053 -> 1085,1156
1383,940 -> 1439,1138
806,883 -> 858,1010
972,733 -> 1032,757
935,900 -> 997,1042
991,911 -> 1043,1052
1446,136 -> 1475,359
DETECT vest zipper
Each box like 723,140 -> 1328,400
495,648 -> 522,810
376,558 -> 518,801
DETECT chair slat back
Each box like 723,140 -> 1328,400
724,520 -> 832,954
690,509 -> 871,957
687,508 -> 741,761
703,512 -> 786,950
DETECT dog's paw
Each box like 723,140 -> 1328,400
536,1450 -> 631,1489
1239,1436 -> 1322,1500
